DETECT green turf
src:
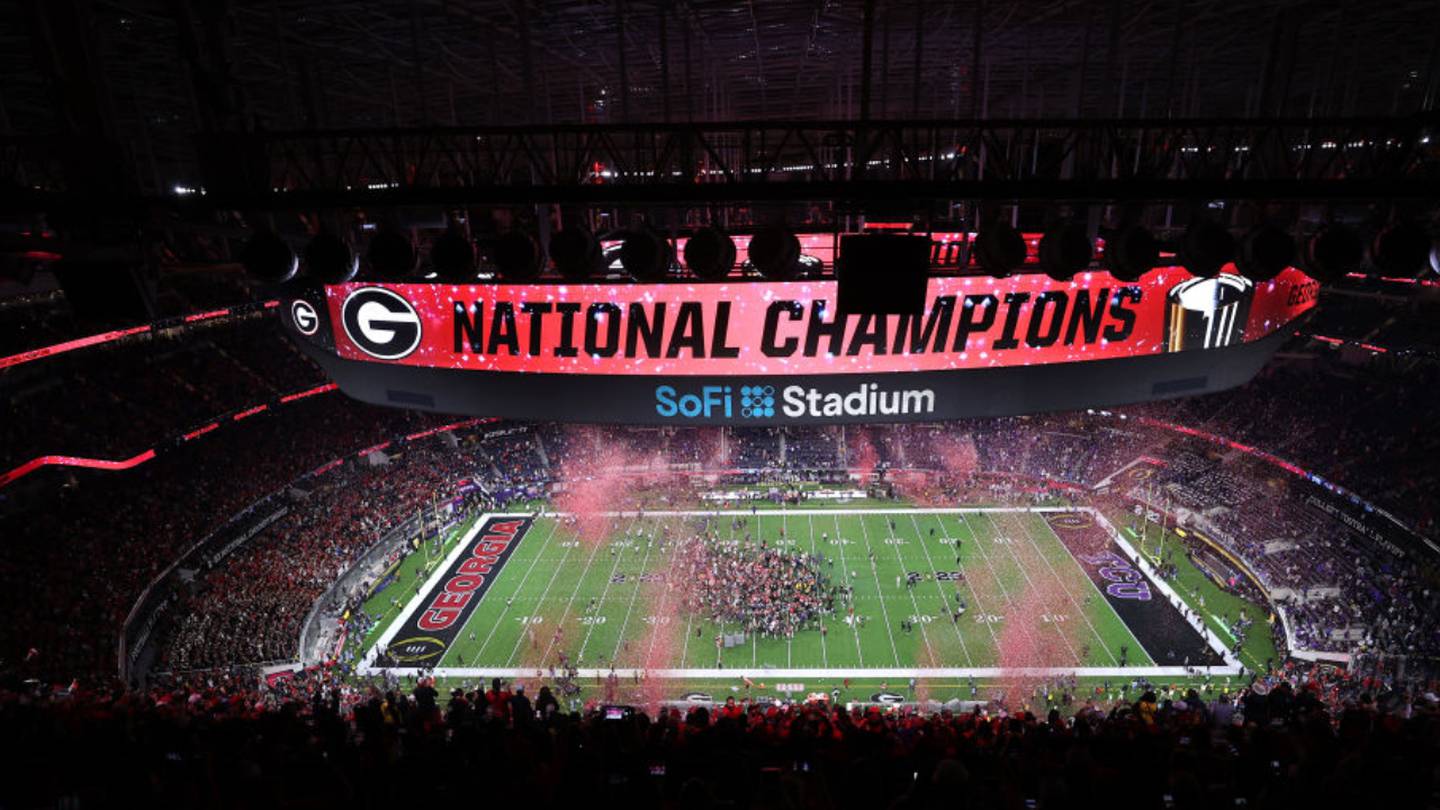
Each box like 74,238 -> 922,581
1116,513 -> 1280,673
417,507 -> 1157,673
354,515 -> 480,654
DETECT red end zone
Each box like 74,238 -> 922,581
380,515 -> 533,665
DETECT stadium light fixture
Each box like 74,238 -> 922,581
973,222 -> 1026,278
1304,224 -> 1364,282
1179,220 -> 1235,278
366,226 -> 418,281
549,227 -> 602,281
1038,223 -> 1093,282
1372,222 -> 1430,276
431,227 -> 476,281
240,229 -> 298,283
1236,224 -> 1295,283
303,231 -> 359,284
619,229 -> 673,281
683,227 -> 738,280
1106,225 -> 1159,283
492,230 -> 544,281
747,224 -> 802,280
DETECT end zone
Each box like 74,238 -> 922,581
362,514 -> 534,671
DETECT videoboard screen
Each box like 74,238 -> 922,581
287,266 -> 1318,424
322,269 -> 1315,373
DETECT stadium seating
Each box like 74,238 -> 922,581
2,297 -> 1438,700
0,664 -> 1432,809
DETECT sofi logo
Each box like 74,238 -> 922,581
656,385 -> 762,419
656,382 -> 935,420
655,384 -> 727,418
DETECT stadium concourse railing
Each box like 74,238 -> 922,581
117,418 -> 491,683
295,507 -> 468,668
0,299 -> 280,371
119,493 -> 290,682
1117,496 -> 1339,665
1087,410 -> 1439,665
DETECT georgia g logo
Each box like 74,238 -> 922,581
290,299 -> 319,335
341,287 -> 422,360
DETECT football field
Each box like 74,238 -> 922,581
361,506 -> 1237,683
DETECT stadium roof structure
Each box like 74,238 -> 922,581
3,0 -> 1439,199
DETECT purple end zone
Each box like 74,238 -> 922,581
1045,511 -> 1223,667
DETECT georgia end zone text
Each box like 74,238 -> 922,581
380,515 -> 532,666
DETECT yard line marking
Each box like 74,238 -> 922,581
782,511 -> 791,669
805,513 -> 830,669
610,517 -> 658,667
856,513 -> 902,667
466,517 -> 561,666
829,513 -> 867,667
576,514 -> 639,662
906,513 -> 974,667
973,511 -> 1085,666
537,516 -> 624,668
714,513 -> 735,666
537,528 -> 614,667
947,512 -> 1018,657
502,520 -> 595,667
640,516 -> 684,671
876,513 -> 937,665
678,517 -> 698,667
752,514 -> 760,668
1000,511 -> 1120,666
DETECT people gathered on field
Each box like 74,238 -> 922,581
671,517 -> 836,639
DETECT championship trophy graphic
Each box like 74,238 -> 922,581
1163,275 -> 1255,352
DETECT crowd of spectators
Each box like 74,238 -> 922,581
1109,431 -> 1440,658
0,394 -> 447,682
1138,356 -> 1440,535
155,444 -> 482,672
3,288 -> 1440,684
2,659 -> 1435,809
2,311 -> 326,468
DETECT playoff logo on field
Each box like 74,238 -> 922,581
388,635 -> 448,663
341,287 -> 422,359
1045,512 -> 1094,530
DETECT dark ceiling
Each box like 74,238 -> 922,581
2,1 -> 1437,196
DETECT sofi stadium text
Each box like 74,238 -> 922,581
655,382 -> 936,419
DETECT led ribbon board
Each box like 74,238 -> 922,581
287,267 -> 1318,424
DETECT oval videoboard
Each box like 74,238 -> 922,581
281,266 -> 1318,425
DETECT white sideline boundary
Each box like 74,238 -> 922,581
357,508 -> 1244,679
1087,508 -> 1241,670
366,665 -> 1226,680
360,515 -> 511,675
